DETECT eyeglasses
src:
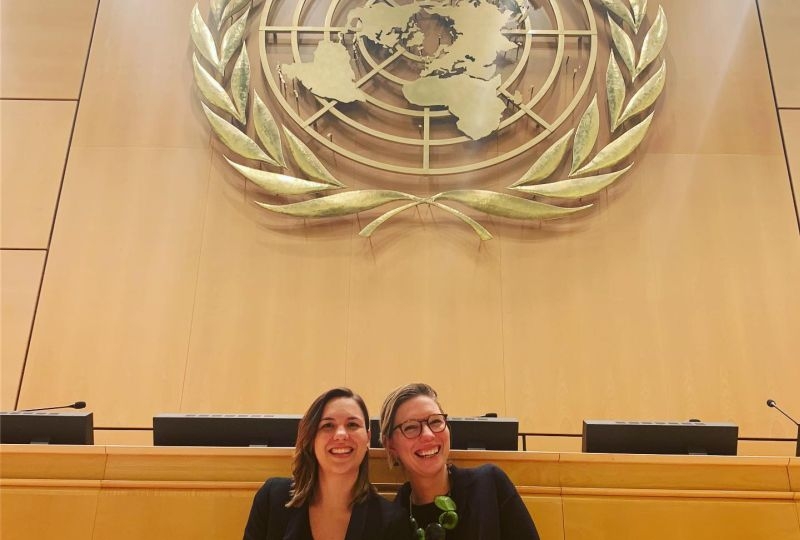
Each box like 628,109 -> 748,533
392,413 -> 448,439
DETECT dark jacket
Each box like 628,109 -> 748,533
243,477 -> 406,540
394,464 -> 540,540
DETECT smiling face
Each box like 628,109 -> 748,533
385,395 -> 450,480
313,397 -> 370,479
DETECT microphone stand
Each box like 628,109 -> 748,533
766,399 -> 800,457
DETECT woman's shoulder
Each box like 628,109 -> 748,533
452,463 -> 510,483
253,477 -> 293,505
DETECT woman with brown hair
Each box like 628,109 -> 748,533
243,387 -> 405,540
380,383 -> 540,540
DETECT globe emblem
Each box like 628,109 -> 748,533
259,0 -> 598,176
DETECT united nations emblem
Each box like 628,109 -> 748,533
190,0 -> 667,240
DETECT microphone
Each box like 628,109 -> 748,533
766,399 -> 800,457
18,401 -> 87,413
766,399 -> 799,425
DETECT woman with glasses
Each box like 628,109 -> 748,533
380,383 -> 540,540
244,387 -> 406,540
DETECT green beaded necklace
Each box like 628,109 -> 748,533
408,493 -> 458,540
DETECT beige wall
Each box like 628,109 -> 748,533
1,0 -> 799,452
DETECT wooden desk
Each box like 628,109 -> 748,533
1,446 -> 798,539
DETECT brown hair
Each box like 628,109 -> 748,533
379,382 -> 443,467
286,387 -> 375,508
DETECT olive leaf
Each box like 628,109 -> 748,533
202,103 -> 277,164
253,93 -> 286,167
635,6 -> 668,80
429,202 -> 493,240
190,4 -> 220,72
600,0 -> 635,30
219,7 -> 249,72
617,60 -> 665,126
434,190 -> 591,220
608,16 -> 636,76
630,0 -> 648,33
220,0 -> 250,27
193,54 -> 239,119
359,202 -> 422,238
570,95 -> 600,175
283,128 -> 345,187
573,112 -> 654,176
509,129 -> 574,187
256,191 -> 416,218
209,0 -> 229,33
226,157 -> 335,196
230,45 -> 250,123
606,53 -> 626,131
513,164 -> 633,199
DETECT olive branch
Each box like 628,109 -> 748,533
190,0 -> 667,241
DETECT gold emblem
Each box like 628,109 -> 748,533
190,0 -> 667,240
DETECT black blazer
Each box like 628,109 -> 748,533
394,464 -> 540,540
243,477 -> 407,540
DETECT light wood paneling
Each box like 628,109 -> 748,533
781,110 -> 800,218
760,0 -> 800,107
523,496 -> 565,540
1,100 -> 76,249
70,0 -> 209,149
739,440 -> 799,457
179,152 -> 354,414
0,0 -> 97,99
3,446 -> 798,540
562,496 -> 800,540
501,154 -> 800,438
92,488 -> 254,540
0,487 -> 100,540
346,225 -> 506,417
19,146 -> 211,427
0,250 -> 45,410
93,430 -> 154,446
644,0 -> 782,155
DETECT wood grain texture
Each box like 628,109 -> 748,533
2,446 -> 798,540
179,151 -> 354,414
0,250 -> 45,410
1,100 -> 76,249
501,153 -> 800,438
780,110 -> 800,222
0,0 -> 97,99
561,495 -> 800,540
10,0 -> 800,455
642,0 -> 783,155
760,0 -> 800,107
70,0 -> 209,149
0,486 -> 100,540
18,146 -> 212,426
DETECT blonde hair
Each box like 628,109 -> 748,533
379,382 -> 443,467
287,387 -> 375,507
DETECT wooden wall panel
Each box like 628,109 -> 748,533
1,100 -> 76,249
10,0 -> 800,453
69,0 -> 209,149
0,0 -> 97,99
561,496 -> 800,540
92,488 -> 253,540
345,228 -> 506,417
179,152 -> 354,414
760,0 -> 800,107
645,0 -> 782,155
781,110 -> 800,218
0,250 -> 45,410
502,153 -> 800,436
19,146 -> 211,426
0,487 -> 100,540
